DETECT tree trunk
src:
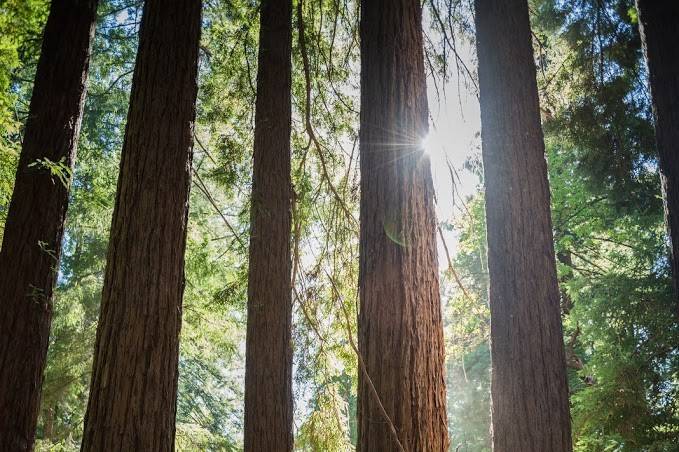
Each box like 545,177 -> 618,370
0,1 -> 97,450
243,0 -> 293,450
474,1 -> 572,451
357,0 -> 449,450
636,0 -> 679,307
80,0 -> 201,449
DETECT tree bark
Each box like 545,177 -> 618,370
357,0 -> 449,450
636,0 -> 679,308
0,1 -> 97,450
80,0 -> 201,450
243,0 -> 293,450
474,1 -> 572,451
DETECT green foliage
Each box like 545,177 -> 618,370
531,2 -> 679,446
0,0 -> 47,235
549,139 -> 679,451
28,157 -> 73,188
533,0 -> 659,213
443,195 -> 491,452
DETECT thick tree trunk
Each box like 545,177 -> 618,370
636,0 -> 679,307
80,0 -> 201,450
0,1 -> 97,450
243,0 -> 293,450
357,1 -> 449,450
474,1 -> 572,451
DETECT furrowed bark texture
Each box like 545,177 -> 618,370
0,1 -> 97,450
636,0 -> 679,307
243,0 -> 293,450
81,0 -> 201,450
358,0 -> 449,450
474,1 -> 572,451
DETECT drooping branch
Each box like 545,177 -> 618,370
326,272 -> 406,452
296,0 -> 357,227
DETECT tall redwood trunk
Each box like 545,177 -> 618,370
243,0 -> 293,450
0,1 -> 97,450
474,1 -> 572,450
357,0 -> 449,450
636,0 -> 679,307
80,0 -> 201,449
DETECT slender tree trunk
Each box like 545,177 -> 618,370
636,0 -> 679,307
243,0 -> 293,450
0,2 -> 97,450
357,0 -> 449,450
474,1 -> 572,451
80,0 -> 201,449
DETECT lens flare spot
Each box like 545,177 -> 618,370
420,132 -> 436,158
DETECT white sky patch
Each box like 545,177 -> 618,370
115,9 -> 129,24
426,41 -> 482,267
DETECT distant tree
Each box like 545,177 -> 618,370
636,0 -> 679,307
80,0 -> 201,449
474,0 -> 572,450
243,0 -> 294,450
0,1 -> 98,450
357,0 -> 449,450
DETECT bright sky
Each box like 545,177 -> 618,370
425,41 -> 482,263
